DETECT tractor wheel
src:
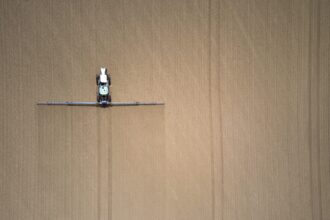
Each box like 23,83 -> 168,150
96,75 -> 99,85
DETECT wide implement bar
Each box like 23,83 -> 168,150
37,101 -> 164,107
